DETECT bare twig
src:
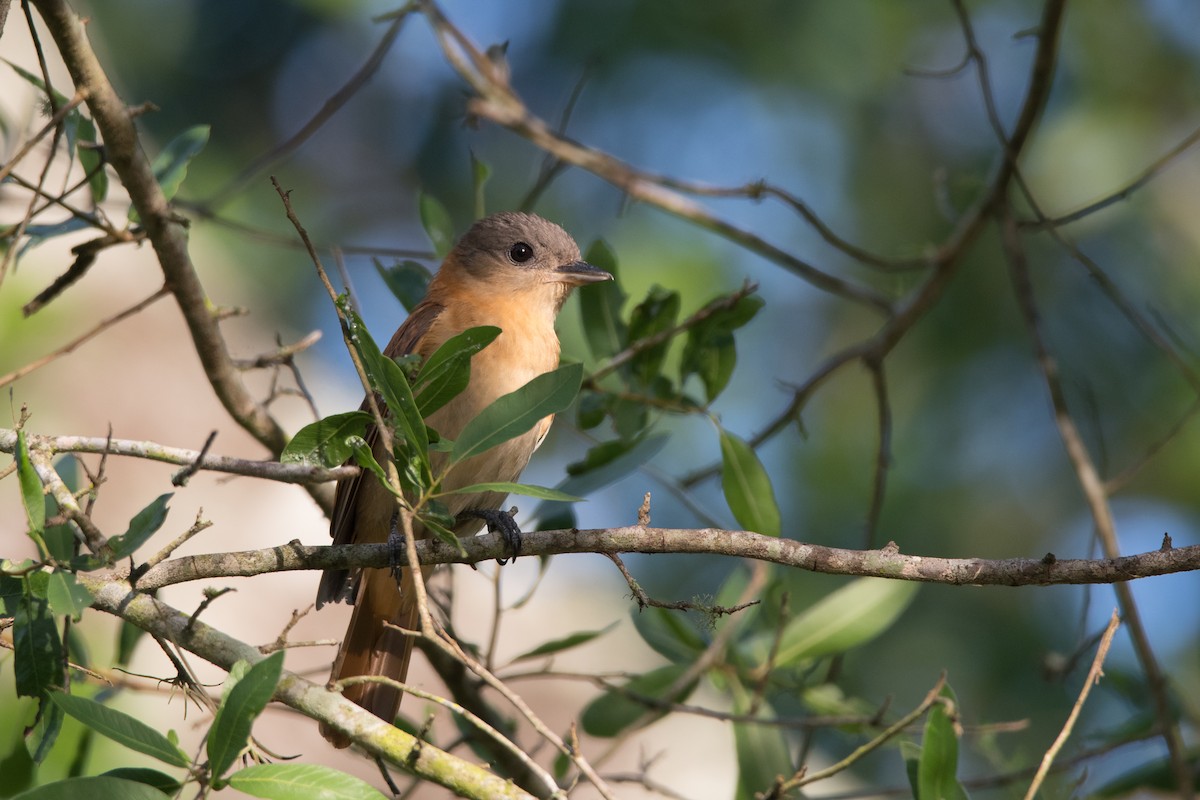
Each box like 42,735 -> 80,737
0,286 -> 170,389
1001,208 -> 1193,798
0,428 -> 356,484
1023,609 -> 1120,800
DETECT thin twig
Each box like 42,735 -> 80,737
1023,609 -> 1120,800
0,427 -> 356,484
1001,208 -> 1193,798
0,282 -> 163,383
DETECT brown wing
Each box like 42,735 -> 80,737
314,300 -> 444,608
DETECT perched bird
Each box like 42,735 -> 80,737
316,211 -> 611,747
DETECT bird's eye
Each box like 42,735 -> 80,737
509,242 -> 534,263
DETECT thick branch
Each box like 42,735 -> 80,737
28,0 -> 331,511
81,576 -> 534,800
129,529 -> 1200,592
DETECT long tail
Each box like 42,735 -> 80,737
320,567 -> 419,748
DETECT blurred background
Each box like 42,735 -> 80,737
2,0 -> 1199,797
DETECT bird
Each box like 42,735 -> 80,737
315,211 -> 612,748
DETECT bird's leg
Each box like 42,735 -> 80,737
462,506 -> 521,564
387,509 -> 405,581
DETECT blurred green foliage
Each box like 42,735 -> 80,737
3,0 -> 1199,796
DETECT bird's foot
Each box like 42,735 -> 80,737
387,510 -> 405,581
463,506 -> 522,564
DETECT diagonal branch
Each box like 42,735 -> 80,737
81,575 -> 536,800
28,0 -> 332,515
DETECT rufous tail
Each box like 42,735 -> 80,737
320,567 -> 419,748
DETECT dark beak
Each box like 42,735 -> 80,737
554,260 -> 613,285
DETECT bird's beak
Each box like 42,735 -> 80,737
553,260 -> 613,285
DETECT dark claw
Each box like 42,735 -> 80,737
464,506 -> 522,564
387,509 -> 405,581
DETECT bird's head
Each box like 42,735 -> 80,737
446,211 -> 612,311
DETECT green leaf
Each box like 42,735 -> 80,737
719,430 -> 781,537
0,731 -> 36,794
17,430 -> 45,538
343,304 -> 429,485
0,571 -> 26,616
3,59 -> 70,107
439,481 -> 582,502
578,240 -> 627,361
451,363 -> 583,464
14,593 -> 63,698
470,151 -> 492,220
576,391 -> 608,429
373,259 -> 430,313
115,619 -> 145,667
631,606 -> 708,664
229,763 -> 388,800
730,680 -> 793,800
345,436 -> 400,498
45,572 -> 93,620
149,125 -> 210,203
207,652 -> 284,783
281,411 -> 373,467
918,685 -> 969,800
580,664 -> 695,738
511,622 -> 617,662
680,294 -> 763,402
75,117 -> 108,204
28,695 -> 65,764
49,693 -> 190,768
107,494 -> 172,562
419,193 -> 455,258
413,325 -> 501,417
752,577 -> 918,667
100,769 -> 181,794
10,776 -> 172,800
418,510 -> 463,553
626,286 -> 680,387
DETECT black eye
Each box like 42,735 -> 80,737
509,242 -> 534,263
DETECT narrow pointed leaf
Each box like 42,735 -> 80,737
512,622 -> 617,662
281,411 -> 372,467
719,430 -> 780,537
730,680 -> 794,800
14,594 -> 64,698
10,776 -> 172,800
439,482 -> 581,502
100,770 -> 180,794
373,259 -> 430,313
632,606 -> 708,664
579,240 -> 627,361
626,286 -> 680,387
580,664 -> 695,738
753,577 -> 918,666
918,685 -> 969,800
419,193 -> 455,257
150,125 -> 210,202
452,363 -> 583,463
414,325 -> 501,417
208,652 -> 284,782
17,431 -> 46,539
45,572 -> 93,620
229,763 -> 388,800
343,305 -> 428,481
49,693 -> 190,768
107,494 -> 172,562
347,436 -> 401,498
